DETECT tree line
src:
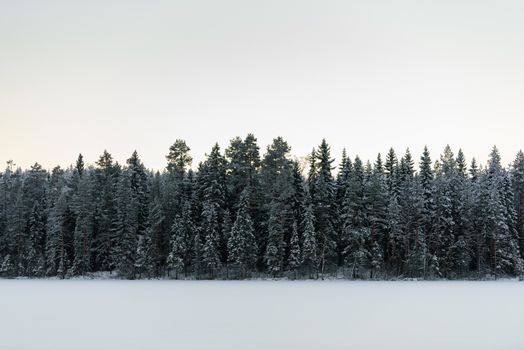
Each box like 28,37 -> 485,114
1,135 -> 524,280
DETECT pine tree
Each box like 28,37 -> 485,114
164,139 -> 192,236
166,139 -> 193,175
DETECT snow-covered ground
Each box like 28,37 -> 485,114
0,280 -> 523,350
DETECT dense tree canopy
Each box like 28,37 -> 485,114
1,138 -> 523,280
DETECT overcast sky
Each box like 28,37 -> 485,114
1,0 -> 523,171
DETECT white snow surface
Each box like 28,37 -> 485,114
0,279 -> 523,350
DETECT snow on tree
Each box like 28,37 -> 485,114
264,201 -> 285,276
228,190 -> 257,278
311,139 -> 337,276
201,202 -> 221,277
288,221 -> 302,278
0,140 -> 523,280
301,195 -> 318,278
167,214 -> 187,279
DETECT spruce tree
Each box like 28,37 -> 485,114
167,214 -> 187,279
483,146 -> 523,276
201,202 -> 221,277
264,201 -> 285,276
112,170 -> 138,279
27,201 -> 45,276
225,134 -> 261,208
365,154 -> 388,278
228,190 -> 257,278
384,148 -> 398,196
312,139 -> 336,276
135,225 -> 154,278
511,151 -> 524,256
46,187 -> 71,278
288,221 -> 302,278
93,150 -> 119,271
301,197 -> 318,278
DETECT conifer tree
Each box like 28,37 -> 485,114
386,193 -> 404,276
456,149 -> 467,178
342,156 -> 371,278
384,148 -> 398,195
167,214 -> 187,279
225,134 -> 261,207
46,187 -> 71,278
71,173 -> 94,276
365,154 -> 388,277
264,201 -> 285,276
512,151 -> 524,256
482,147 -> 523,276
93,150 -> 119,271
166,139 -> 193,175
312,139 -> 336,276
405,228 -> 427,279
27,201 -> 45,276
301,197 -> 318,278
112,170 -> 138,279
192,230 -> 203,277
334,150 -> 353,265
135,225 -> 154,278
164,139 -> 192,232
228,190 -> 257,277
288,221 -> 302,278
2,138 -> 524,280
201,202 -> 221,277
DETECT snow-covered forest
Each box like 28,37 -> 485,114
1,135 -> 524,280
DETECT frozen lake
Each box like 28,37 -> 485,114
0,279 -> 523,350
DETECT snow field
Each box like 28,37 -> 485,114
0,280 -> 523,350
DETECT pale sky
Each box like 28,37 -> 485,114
1,0 -> 523,171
